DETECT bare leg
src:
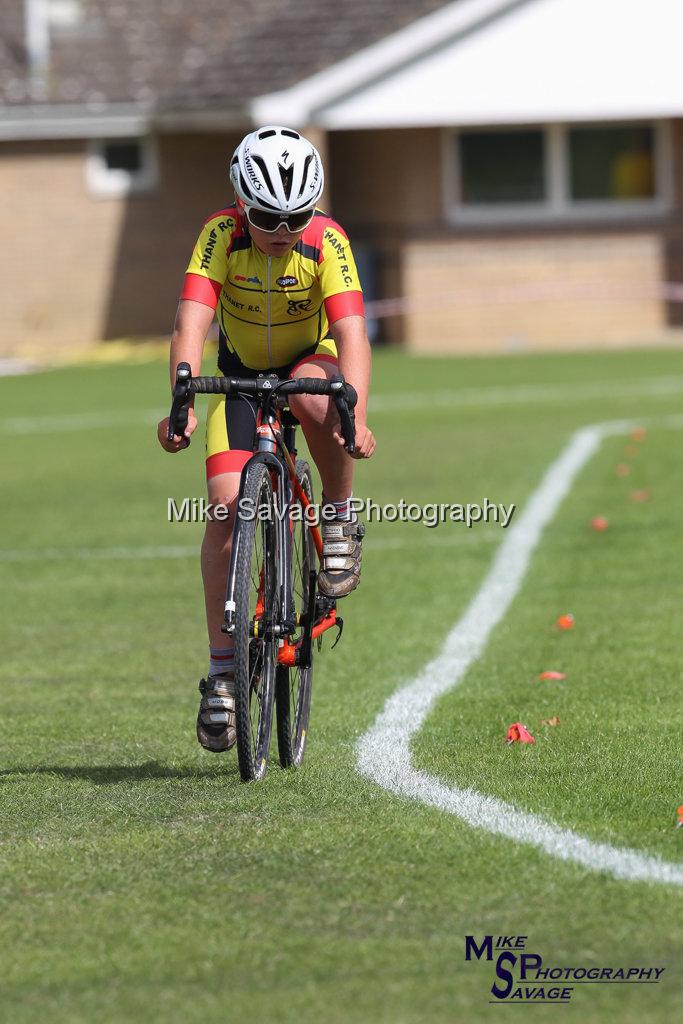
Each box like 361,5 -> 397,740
288,360 -> 352,502
201,471 -> 241,650
290,358 -> 364,597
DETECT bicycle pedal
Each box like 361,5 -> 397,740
315,594 -> 337,617
330,617 -> 344,649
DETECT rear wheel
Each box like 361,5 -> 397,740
233,462 -> 278,781
276,460 -> 315,768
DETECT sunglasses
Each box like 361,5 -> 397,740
244,205 -> 315,233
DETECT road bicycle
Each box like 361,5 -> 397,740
168,362 -> 357,781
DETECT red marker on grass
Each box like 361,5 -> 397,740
506,722 -> 535,745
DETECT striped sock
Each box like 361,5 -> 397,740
322,493 -> 353,521
209,646 -> 235,678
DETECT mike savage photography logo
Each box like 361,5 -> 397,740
167,497 -> 517,530
465,934 -> 665,1004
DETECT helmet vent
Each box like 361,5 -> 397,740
238,171 -> 253,201
281,129 -> 300,139
297,154 -> 313,198
258,129 -> 276,139
279,163 -> 294,200
251,155 -> 275,197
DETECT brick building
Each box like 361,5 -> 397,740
2,0 -> 683,358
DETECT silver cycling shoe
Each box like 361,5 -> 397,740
317,516 -> 365,599
196,674 -> 236,753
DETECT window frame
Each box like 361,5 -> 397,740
85,136 -> 159,198
442,120 -> 673,226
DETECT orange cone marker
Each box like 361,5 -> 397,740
615,463 -> 631,477
555,613 -> 574,631
630,489 -> 651,503
591,516 -> 609,532
538,671 -> 566,680
630,426 -> 647,442
506,722 -> 535,745
677,806 -> 683,829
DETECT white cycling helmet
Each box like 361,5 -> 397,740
229,125 -> 324,214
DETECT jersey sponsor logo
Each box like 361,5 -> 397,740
217,218 -> 235,232
234,274 -> 262,285
277,275 -> 298,287
200,228 -> 218,270
324,228 -> 354,286
287,299 -> 313,316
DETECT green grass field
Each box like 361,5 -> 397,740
1,345 -> 682,1023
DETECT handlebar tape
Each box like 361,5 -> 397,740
188,376 -> 357,407
173,370 -> 358,452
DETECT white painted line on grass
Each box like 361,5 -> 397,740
4,375 -> 683,434
0,545 -> 201,563
2,410 -> 165,435
368,531 -> 499,552
0,530 -> 499,564
369,375 -> 683,413
357,416 -> 683,886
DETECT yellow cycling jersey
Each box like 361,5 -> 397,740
181,205 -> 364,372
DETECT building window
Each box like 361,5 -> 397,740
568,125 -> 655,202
460,129 -> 546,205
103,141 -> 143,174
446,121 -> 669,224
86,137 -> 158,197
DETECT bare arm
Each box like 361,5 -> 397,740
169,298 -> 216,386
158,298 -> 216,452
329,314 -> 375,459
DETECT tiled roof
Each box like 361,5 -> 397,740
0,0 -> 454,111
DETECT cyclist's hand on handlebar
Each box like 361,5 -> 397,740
157,407 -> 197,453
333,419 -> 376,459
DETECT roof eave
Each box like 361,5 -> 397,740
251,0 -> 521,126
0,102 -> 248,141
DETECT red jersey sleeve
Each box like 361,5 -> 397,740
317,219 -> 364,325
181,210 -> 238,309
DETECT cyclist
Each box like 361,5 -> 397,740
157,126 -> 375,753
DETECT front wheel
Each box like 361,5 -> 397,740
276,459 -> 315,768
233,462 -> 278,781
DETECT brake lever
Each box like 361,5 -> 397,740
338,402 -> 356,455
167,361 -> 193,446
330,375 -> 357,454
